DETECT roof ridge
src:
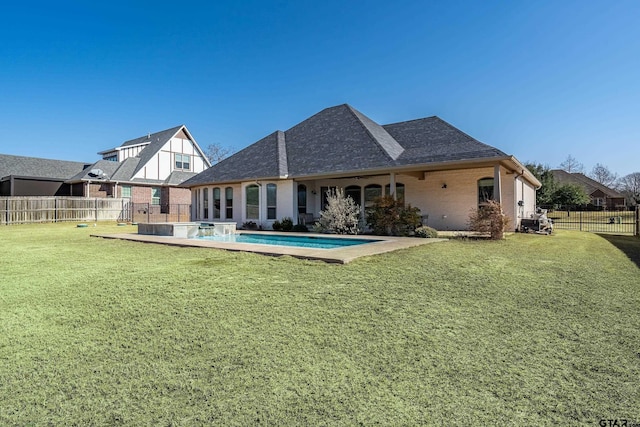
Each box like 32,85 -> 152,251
344,105 -> 404,161
276,130 -> 289,178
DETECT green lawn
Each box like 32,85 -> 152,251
1,223 -> 639,425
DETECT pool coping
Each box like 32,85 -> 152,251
92,231 -> 447,264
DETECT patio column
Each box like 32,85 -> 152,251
389,172 -> 396,200
494,164 -> 502,204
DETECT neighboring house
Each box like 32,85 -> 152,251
182,104 -> 540,231
551,169 -> 626,209
65,125 -> 211,209
0,154 -> 91,196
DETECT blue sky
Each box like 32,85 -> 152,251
1,1 -> 638,176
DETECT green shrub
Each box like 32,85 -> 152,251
292,224 -> 309,232
366,195 -> 422,236
272,220 -> 282,231
242,221 -> 257,230
281,217 -> 294,232
414,226 -> 438,238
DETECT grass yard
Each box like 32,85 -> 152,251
1,223 -> 639,425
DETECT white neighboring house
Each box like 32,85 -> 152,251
181,105 -> 540,231
67,125 -> 211,209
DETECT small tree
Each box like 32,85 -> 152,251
365,195 -> 422,236
468,200 -> 511,240
553,184 -> 590,207
525,162 -> 557,206
619,172 -> 640,206
589,163 -> 618,188
559,155 -> 584,174
316,188 -> 361,234
205,143 -> 232,164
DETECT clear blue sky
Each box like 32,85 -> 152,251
1,0 -> 638,177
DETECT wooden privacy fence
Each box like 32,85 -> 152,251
0,197 -> 132,225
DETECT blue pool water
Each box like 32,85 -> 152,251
195,233 -> 379,249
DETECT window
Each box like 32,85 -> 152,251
297,185 -> 307,215
478,178 -> 494,205
175,154 -> 191,171
203,188 -> 209,219
320,186 -> 336,211
104,154 -> 117,162
246,185 -> 259,219
225,187 -> 233,219
121,185 -> 131,198
385,183 -> 405,204
364,184 -> 382,209
345,185 -> 361,207
151,187 -> 161,205
267,183 -> 277,220
213,187 -> 221,219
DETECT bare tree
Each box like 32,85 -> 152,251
205,143 -> 232,165
559,155 -> 584,174
589,163 -> 618,188
618,172 -> 640,205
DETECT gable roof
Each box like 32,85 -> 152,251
0,154 -> 90,181
182,104 -> 526,187
551,169 -> 624,198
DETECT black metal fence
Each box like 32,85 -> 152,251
131,203 -> 191,224
540,205 -> 639,236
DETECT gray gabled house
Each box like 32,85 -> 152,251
0,154 -> 91,196
182,104 -> 540,231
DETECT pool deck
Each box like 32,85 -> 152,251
92,231 -> 447,264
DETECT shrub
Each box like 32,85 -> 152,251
271,220 -> 282,231
280,217 -> 294,232
414,226 -> 438,238
291,224 -> 309,232
365,195 -> 422,236
242,221 -> 257,230
316,188 -> 361,234
468,200 -> 511,240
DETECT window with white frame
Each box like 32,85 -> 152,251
175,154 -> 191,171
213,187 -> 221,219
121,185 -> 132,198
225,187 -> 233,219
266,184 -> 277,220
151,187 -> 161,205
246,185 -> 259,220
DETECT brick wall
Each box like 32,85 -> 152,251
132,186 -> 152,204
167,187 -> 192,205
88,183 -> 112,198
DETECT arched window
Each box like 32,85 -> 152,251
246,185 -> 259,220
225,187 -> 233,219
478,178 -> 494,205
213,187 -> 221,219
267,183 -> 277,220
298,184 -> 307,215
345,185 -> 361,207
385,183 -> 405,203
364,184 -> 382,209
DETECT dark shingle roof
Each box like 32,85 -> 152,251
128,125 -> 185,177
0,154 -> 91,180
551,169 -> 624,198
384,116 -> 506,163
182,104 -> 511,186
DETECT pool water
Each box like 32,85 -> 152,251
195,233 -> 379,249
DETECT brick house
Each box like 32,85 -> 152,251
182,104 -> 540,231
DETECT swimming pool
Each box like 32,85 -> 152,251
194,233 -> 379,249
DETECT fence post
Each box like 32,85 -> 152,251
635,206 -> 639,237
147,203 -> 150,223
579,210 -> 582,231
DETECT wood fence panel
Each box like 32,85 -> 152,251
0,197 -> 132,225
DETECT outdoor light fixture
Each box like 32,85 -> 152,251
441,183 -> 447,189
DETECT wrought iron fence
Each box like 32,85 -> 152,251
540,205 -> 639,236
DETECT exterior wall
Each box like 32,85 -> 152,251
167,187 -> 192,205
133,137 -> 208,181
188,167 -> 535,231
132,186 -> 152,204
88,182 -> 113,198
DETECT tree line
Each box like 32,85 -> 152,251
526,155 -> 640,208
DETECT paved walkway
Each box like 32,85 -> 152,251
93,231 -> 447,264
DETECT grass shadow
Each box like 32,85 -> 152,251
597,234 -> 640,268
